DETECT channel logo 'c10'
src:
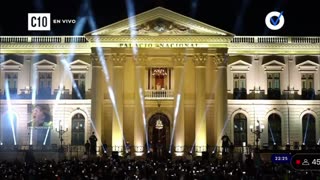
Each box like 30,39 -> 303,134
28,13 -> 51,31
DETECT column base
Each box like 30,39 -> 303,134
135,152 -> 144,156
174,152 -> 184,156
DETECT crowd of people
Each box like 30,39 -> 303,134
2,133 -> 319,179
1,154 -> 319,180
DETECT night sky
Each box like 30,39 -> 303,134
0,0 -> 319,36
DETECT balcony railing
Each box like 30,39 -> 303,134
1,36 -> 319,44
267,88 -> 281,100
231,36 -> 320,44
0,36 -> 88,43
302,88 -> 316,100
233,88 -> 247,99
144,90 -> 174,100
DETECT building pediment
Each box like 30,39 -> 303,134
34,59 -> 56,71
263,60 -> 285,66
119,18 -> 199,35
85,7 -> 234,37
228,60 -> 252,72
296,60 -> 319,66
262,56 -> 285,65
69,59 -> 90,73
262,60 -> 285,72
0,59 -> 23,71
296,60 -> 319,72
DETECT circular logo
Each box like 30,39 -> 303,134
265,11 -> 285,30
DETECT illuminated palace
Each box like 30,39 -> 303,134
0,7 -> 320,156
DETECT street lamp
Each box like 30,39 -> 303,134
250,120 -> 264,150
55,120 -> 68,152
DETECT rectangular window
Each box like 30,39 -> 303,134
267,73 -> 280,89
148,68 -> 171,90
301,73 -> 314,89
38,72 -> 52,98
233,73 -> 247,99
5,72 -> 18,94
233,73 -> 246,89
73,73 -> 86,99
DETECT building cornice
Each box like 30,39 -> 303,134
85,35 -> 232,48
0,36 -> 319,55
0,43 -> 91,54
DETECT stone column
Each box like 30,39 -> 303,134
134,64 -> 146,156
214,55 -> 228,149
90,56 -> 104,152
193,53 -> 207,156
133,54 -> 147,156
111,54 -> 125,155
173,56 -> 185,156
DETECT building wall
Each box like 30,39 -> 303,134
227,55 -> 320,95
227,100 -> 320,146
0,50 -> 319,155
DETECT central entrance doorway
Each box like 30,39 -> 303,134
148,113 -> 170,159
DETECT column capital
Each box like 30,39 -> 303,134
111,53 -> 127,67
133,53 -> 148,66
90,54 -> 102,67
173,53 -> 187,66
192,53 -> 207,67
211,54 -> 228,66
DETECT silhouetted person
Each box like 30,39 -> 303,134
25,150 -> 35,165
125,141 -> 131,158
221,134 -> 231,155
230,143 -> 235,159
156,140 -> 163,159
245,154 -> 256,179
85,140 -> 90,154
89,132 -> 97,155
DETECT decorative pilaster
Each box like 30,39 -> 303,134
193,53 -> 207,155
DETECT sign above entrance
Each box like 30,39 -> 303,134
119,43 -> 199,48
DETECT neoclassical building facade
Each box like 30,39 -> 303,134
0,7 -> 319,156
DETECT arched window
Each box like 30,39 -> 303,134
268,113 -> 282,145
234,113 -> 247,146
1,112 -> 17,145
71,113 -> 85,145
302,113 -> 316,146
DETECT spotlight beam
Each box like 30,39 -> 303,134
50,14 -> 87,146
303,116 -> 310,144
268,122 -> 276,144
125,0 -> 149,152
86,6 -> 127,146
43,128 -> 50,145
169,94 -> 181,152
4,80 -> 17,145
